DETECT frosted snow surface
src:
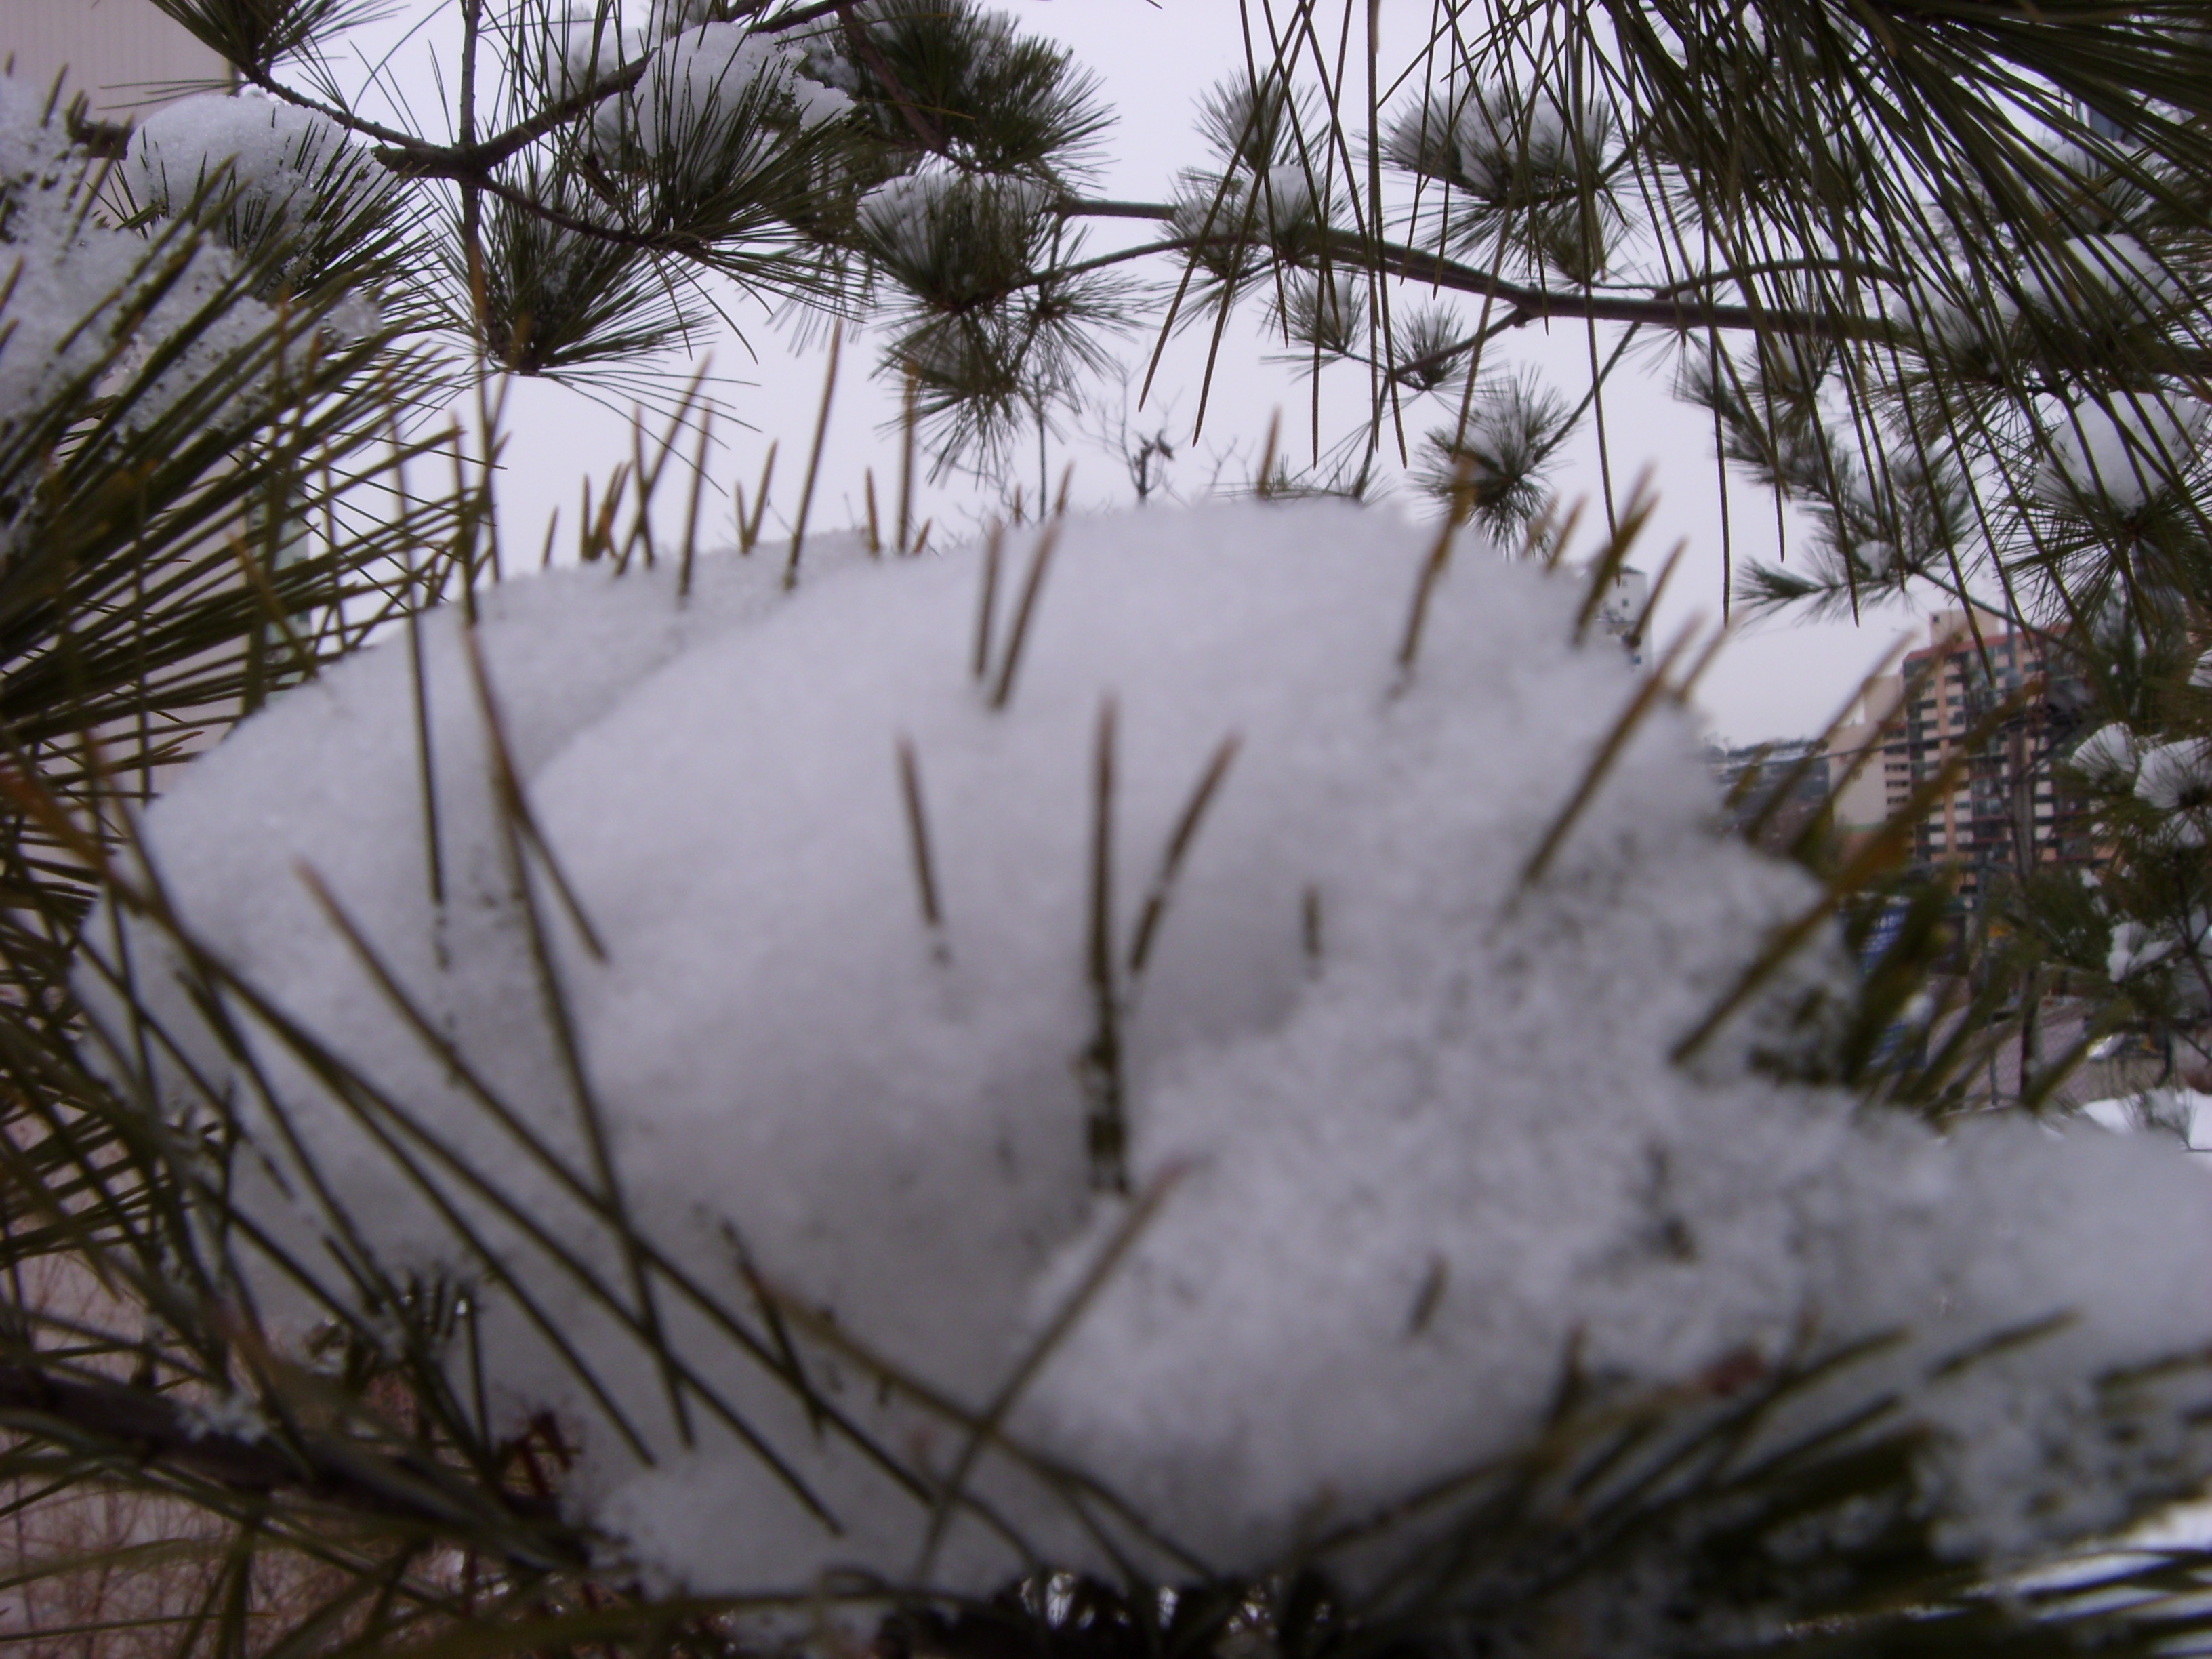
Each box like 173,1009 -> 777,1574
2070,720 -> 2139,787
81,504 -> 2212,1600
131,94 -> 350,225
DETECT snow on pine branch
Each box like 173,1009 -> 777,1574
2036,390 -> 2207,514
130,92 -> 371,233
0,78 -> 339,557
79,504 -> 2212,1610
596,22 -> 852,159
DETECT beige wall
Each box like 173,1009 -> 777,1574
5,0 -> 228,112
1827,672 -> 1906,832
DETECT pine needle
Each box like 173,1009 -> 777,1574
987,520 -> 1063,712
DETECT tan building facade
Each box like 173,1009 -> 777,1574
6,0 -> 228,112
1827,670 -> 1908,836
1826,609 -> 2088,901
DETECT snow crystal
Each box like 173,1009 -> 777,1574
80,504 -> 2212,1603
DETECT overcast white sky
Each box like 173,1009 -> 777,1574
350,0 -> 1931,744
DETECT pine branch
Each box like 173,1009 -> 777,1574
0,1364 -> 575,1551
1055,199 -> 1887,338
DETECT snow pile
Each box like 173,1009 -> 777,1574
2037,391 -> 2205,512
80,504 -> 2212,1607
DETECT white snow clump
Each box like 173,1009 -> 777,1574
2132,737 -> 2212,846
2135,737 -> 2212,809
862,169 -> 1048,248
1170,165 -> 1328,245
2069,720 -> 2140,787
1897,237 -> 2180,355
542,8 -> 633,99
1385,85 -> 1595,201
2106,918 -> 2177,983
596,20 -> 850,159
130,92 -> 356,227
2038,391 -> 2205,512
80,504 -> 2212,1602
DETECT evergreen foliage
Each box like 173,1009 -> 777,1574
3,1 -> 2212,1655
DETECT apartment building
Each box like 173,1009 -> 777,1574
1826,609 -> 2091,902
1707,737 -> 1831,852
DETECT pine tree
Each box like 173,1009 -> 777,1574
6,3 -> 2212,1657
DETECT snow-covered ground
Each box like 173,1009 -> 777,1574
2082,1088 -> 2212,1162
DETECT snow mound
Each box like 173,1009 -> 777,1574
79,504 -> 2212,1601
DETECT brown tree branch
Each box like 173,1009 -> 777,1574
837,3 -> 945,152
1050,197 -> 1893,340
0,1363 -> 577,1559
